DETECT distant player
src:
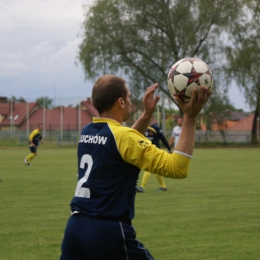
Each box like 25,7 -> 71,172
169,116 -> 183,149
24,124 -> 44,165
136,121 -> 172,192
60,74 -> 212,260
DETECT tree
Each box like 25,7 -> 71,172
225,0 -> 260,143
36,96 -> 53,109
200,90 -> 234,142
78,0 -> 243,104
11,96 -> 26,102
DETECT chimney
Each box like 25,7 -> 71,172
86,97 -> 92,104
55,105 -> 64,112
0,96 -> 8,103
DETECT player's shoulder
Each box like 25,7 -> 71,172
150,123 -> 160,132
104,119 -> 139,138
32,129 -> 39,134
151,123 -> 159,128
115,124 -> 141,138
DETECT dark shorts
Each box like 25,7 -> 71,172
60,213 -> 154,260
29,145 -> 37,153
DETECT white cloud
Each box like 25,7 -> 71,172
34,38 -> 82,73
0,0 -> 250,111
0,62 -> 29,78
0,0 -> 86,32
30,41 -> 54,58
0,52 -> 28,78
0,0 -> 92,99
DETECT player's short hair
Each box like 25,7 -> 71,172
175,115 -> 183,123
92,74 -> 127,114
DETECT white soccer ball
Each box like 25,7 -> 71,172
167,57 -> 213,102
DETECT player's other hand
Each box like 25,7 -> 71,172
174,86 -> 212,119
142,82 -> 160,117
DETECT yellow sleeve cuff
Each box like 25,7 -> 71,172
155,152 -> 191,179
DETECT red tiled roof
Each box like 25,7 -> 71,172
228,114 -> 254,131
3,97 -> 252,132
19,106 -> 96,130
0,103 -> 9,115
0,98 -> 99,130
81,98 -> 99,116
201,114 -> 254,131
0,102 -> 40,126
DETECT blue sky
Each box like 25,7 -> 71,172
0,0 -> 250,111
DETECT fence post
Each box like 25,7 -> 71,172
223,135 -> 227,145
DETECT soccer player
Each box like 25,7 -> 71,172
24,124 -> 44,165
60,74 -> 212,260
169,116 -> 183,149
136,121 -> 172,192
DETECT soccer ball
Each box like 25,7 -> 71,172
167,57 -> 213,102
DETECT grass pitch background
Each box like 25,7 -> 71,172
0,147 -> 259,260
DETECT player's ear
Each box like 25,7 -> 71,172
121,100 -> 124,105
118,98 -> 124,107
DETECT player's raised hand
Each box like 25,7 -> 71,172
142,82 -> 160,116
131,82 -> 160,134
174,86 -> 212,119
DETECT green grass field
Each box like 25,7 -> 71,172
0,147 -> 259,260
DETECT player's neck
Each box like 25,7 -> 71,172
99,111 -> 123,125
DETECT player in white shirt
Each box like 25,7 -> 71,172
169,116 -> 183,149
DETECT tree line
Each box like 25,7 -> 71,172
8,1 -> 260,143
77,0 -> 259,143
10,96 -> 54,109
